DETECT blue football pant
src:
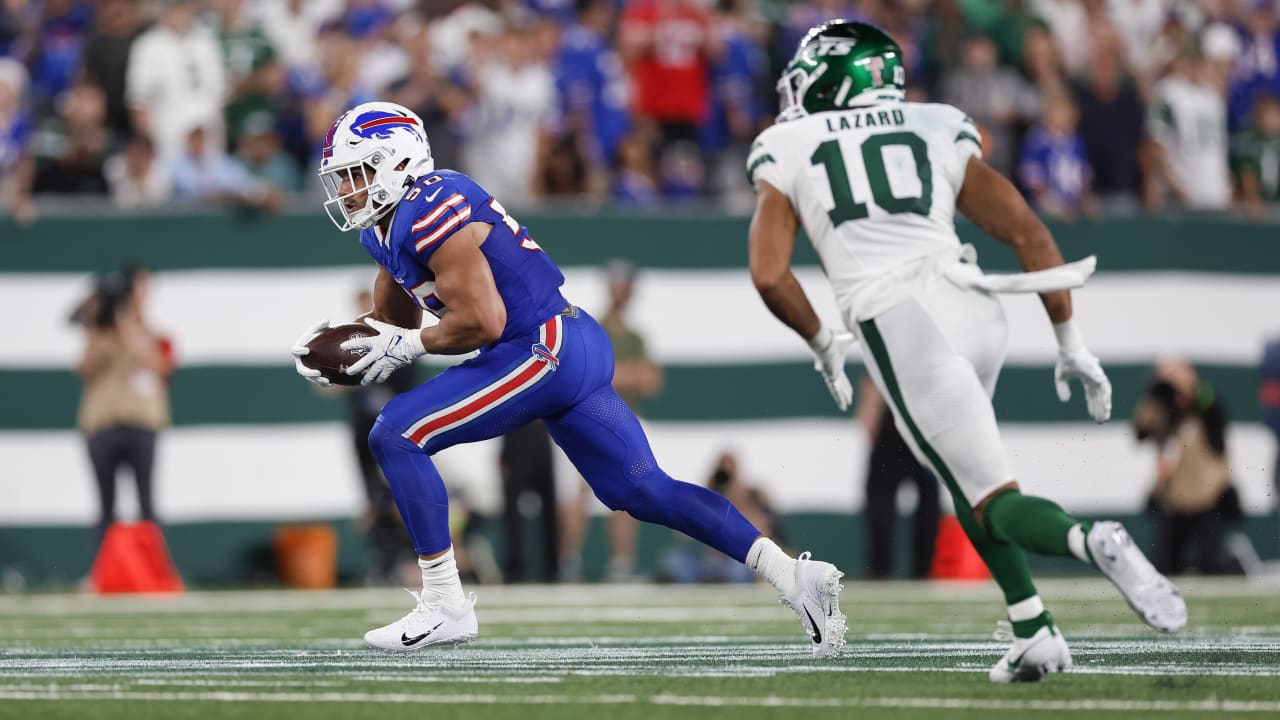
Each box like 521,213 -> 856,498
368,309 -> 762,561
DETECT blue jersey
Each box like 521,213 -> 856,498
359,169 -> 568,344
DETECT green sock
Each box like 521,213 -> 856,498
950,489 -> 1039,607
984,490 -> 1083,558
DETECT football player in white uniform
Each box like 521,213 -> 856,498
747,20 -> 1187,683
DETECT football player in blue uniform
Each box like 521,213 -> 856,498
290,101 -> 847,655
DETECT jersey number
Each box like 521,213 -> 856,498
488,198 -> 542,251
810,131 -> 932,227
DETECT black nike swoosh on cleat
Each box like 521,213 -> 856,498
401,621 -> 445,647
802,605 -> 822,645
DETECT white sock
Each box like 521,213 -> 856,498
745,537 -> 796,596
1007,595 -> 1045,623
1067,523 -> 1091,565
419,548 -> 467,609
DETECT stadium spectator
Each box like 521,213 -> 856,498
1228,0 -> 1280,133
856,377 -> 938,580
1032,0 -> 1091,77
1020,22 -> 1069,99
1144,48 -> 1231,210
303,27 -> 376,158
103,135 -> 171,209
235,111 -> 302,193
82,0 -> 143,142
213,0 -> 278,99
620,0 -> 719,150
0,56 -> 35,223
168,124 -> 280,210
1018,90 -> 1095,220
30,78 -> 109,196
1106,0 -> 1169,86
125,0 -> 227,161
74,264 -> 174,552
458,20 -> 557,209
1074,39 -> 1146,208
386,24 -> 466,173
554,0 -> 630,173
941,34 -> 1039,178
612,127 -> 660,207
1134,358 -> 1238,575
704,0 -> 769,210
25,0 -> 94,112
252,0 -> 337,74
1232,93 -> 1280,220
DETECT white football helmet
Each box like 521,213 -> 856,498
318,101 -> 434,231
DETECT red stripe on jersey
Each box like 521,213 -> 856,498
415,206 -> 472,252
411,194 -> 465,232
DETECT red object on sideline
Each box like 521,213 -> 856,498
90,521 -> 184,594
930,514 -> 991,581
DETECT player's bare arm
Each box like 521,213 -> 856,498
748,180 -> 822,340
956,156 -> 1112,422
749,180 -> 854,411
955,157 -> 1071,325
367,265 -> 422,329
419,222 -> 507,355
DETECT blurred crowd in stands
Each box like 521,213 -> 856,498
5,0 -> 1280,223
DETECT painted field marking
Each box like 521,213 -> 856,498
2,689 -> 1280,714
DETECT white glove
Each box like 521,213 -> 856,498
290,318 -> 332,387
808,326 -> 856,412
1053,320 -> 1112,423
341,318 -> 426,386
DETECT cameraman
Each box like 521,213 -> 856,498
1133,358 -> 1237,575
74,264 -> 174,550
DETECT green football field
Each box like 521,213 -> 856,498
1,578 -> 1278,720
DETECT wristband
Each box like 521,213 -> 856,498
807,326 -> 833,353
1053,319 -> 1085,353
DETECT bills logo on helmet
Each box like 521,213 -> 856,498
322,110 -> 422,161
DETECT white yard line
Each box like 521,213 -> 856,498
1,688 -> 1279,713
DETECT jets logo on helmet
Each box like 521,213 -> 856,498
777,20 -> 906,122
318,102 -> 434,232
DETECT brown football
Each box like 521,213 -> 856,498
302,323 -> 379,386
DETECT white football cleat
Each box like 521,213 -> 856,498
989,623 -> 1073,683
1087,521 -> 1188,633
364,589 -> 478,652
780,552 -> 847,657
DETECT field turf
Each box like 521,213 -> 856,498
1,578 -> 1278,719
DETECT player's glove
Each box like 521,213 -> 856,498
1052,320 -> 1112,423
808,325 -> 855,412
291,318 -> 332,387
341,318 -> 426,386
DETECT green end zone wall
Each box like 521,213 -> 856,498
1,209 -> 1278,587
5,209 -> 1280,274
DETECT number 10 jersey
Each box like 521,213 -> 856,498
747,101 -> 982,322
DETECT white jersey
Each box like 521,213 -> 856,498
748,101 -> 983,322
1148,76 -> 1230,210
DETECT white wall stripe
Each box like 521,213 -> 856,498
3,270 -> 1275,368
